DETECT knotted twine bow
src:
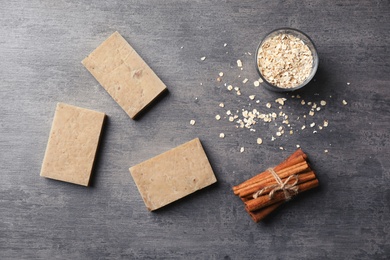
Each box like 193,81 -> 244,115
253,168 -> 299,200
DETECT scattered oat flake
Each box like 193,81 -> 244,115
219,103 -> 225,108
227,85 -> 233,91
190,120 -> 196,125
249,95 -> 256,100
347,82 -> 350,85
200,56 -> 206,61
240,147 -> 245,153
257,138 -> 263,144
316,107 -> 321,111
279,147 -> 284,150
254,81 -> 260,87
342,100 -> 348,105
301,100 -> 306,105
219,72 -> 224,77
226,110 -> 232,115
301,125 -> 306,130
236,90 -> 241,96
324,149 -> 329,153
310,122 -> 316,128
217,77 -> 221,82
296,144 -> 300,148
219,133 -> 225,138
323,120 -> 329,127
320,100 -> 327,106
275,98 -> 286,105
224,43 -> 227,47
215,115 -> 221,120
242,78 -> 248,84
309,110 -> 315,116
266,103 -> 272,108
237,60 -> 243,67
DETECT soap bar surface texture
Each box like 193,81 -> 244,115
40,103 -> 105,186
82,31 -> 167,119
130,138 -> 217,211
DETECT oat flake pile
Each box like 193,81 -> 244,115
257,34 -> 313,88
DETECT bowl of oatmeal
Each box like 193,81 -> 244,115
256,28 -> 318,92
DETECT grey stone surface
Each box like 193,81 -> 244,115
0,0 -> 389,259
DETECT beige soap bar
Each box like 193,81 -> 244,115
130,138 -> 217,211
82,31 -> 167,119
40,103 -> 105,186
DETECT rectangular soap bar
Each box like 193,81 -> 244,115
40,103 -> 105,186
82,31 -> 167,119
129,138 -> 217,211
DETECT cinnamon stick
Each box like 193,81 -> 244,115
237,160 -> 310,198
232,149 -> 306,192
245,178 -> 319,212
246,202 -> 284,223
233,154 -> 308,195
241,170 -> 316,200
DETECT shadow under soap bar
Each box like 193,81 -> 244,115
82,31 -> 167,119
130,138 -> 217,211
40,103 -> 105,186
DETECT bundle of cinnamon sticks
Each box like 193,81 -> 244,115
233,149 -> 319,223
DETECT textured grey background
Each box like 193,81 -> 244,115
1,1 -> 389,259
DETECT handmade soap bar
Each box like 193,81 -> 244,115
40,103 -> 105,186
82,31 -> 167,119
130,138 -> 217,211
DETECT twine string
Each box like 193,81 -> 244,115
253,168 -> 299,200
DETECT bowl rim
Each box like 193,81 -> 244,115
255,27 -> 319,92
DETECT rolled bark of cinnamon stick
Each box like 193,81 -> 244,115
245,172 -> 317,222
246,202 -> 284,223
232,149 -> 307,193
237,161 -> 310,198
245,179 -> 319,212
241,170 -> 316,200
234,156 -> 308,194
233,149 -> 319,222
